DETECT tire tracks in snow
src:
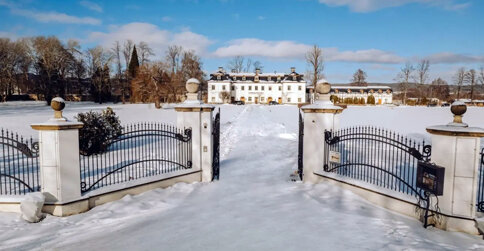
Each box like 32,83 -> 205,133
219,105 -> 251,160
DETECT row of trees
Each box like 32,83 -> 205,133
0,36 -> 203,106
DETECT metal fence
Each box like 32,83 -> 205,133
298,111 -> 304,180
212,109 -> 220,181
324,126 -> 431,199
478,148 -> 484,212
0,129 -> 40,195
79,123 -> 192,193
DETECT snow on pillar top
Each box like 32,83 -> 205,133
176,78 -> 214,111
302,79 -> 343,113
426,101 -> 484,137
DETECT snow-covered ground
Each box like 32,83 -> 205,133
0,102 -> 484,250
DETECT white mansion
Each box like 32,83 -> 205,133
329,85 -> 393,104
208,67 -> 306,104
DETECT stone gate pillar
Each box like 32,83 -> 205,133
175,78 -> 215,182
426,101 -> 484,234
31,98 -> 85,215
301,80 -> 343,183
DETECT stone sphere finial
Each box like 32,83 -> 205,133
315,79 -> 331,95
450,100 -> 467,125
51,97 -> 66,119
186,78 -> 200,94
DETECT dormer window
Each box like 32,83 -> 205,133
292,76 -> 297,81
217,75 -> 221,80
255,76 -> 259,82
267,76 -> 271,81
233,76 -> 236,81
242,76 -> 246,81
277,76 -> 281,81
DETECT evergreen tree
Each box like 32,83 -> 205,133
128,45 -> 140,78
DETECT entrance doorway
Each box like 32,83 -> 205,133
278,97 -> 282,104
267,97 -> 273,104
255,97 -> 259,104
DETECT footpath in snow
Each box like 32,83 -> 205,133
0,104 -> 483,250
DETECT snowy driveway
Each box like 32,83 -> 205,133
0,105 -> 483,250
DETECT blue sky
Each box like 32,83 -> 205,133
1,0 -> 483,83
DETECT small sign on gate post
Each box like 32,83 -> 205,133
416,161 -> 445,196
329,151 -> 341,164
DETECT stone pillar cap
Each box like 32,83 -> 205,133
426,125 -> 484,137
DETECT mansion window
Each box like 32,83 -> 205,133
269,86 -> 272,91
232,86 -> 235,91
261,97 -> 265,102
278,86 -> 282,91
222,85 -> 226,91
298,98 -> 302,102
211,85 -> 215,90
211,97 -> 215,102
288,85 -> 292,91
288,97 -> 291,102
255,86 -> 258,91
249,86 -> 252,91
261,86 -> 265,91
298,86 -> 302,91
241,86 -> 245,91
248,97 -> 252,101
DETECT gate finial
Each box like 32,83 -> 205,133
449,101 -> 468,127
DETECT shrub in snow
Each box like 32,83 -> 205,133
76,107 -> 122,155
20,192 -> 45,223
367,95 -> 376,105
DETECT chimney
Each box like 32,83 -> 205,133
291,67 -> 296,73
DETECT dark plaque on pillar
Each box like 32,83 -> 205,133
417,161 -> 445,196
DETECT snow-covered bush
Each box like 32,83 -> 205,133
76,107 -> 122,155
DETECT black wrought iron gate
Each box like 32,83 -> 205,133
297,111 -> 303,180
212,108 -> 220,181
477,148 -> 484,212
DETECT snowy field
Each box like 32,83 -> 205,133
0,102 -> 484,250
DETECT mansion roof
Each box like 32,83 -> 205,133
209,67 -> 304,82
331,85 -> 392,94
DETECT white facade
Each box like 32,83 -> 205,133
330,86 -> 393,105
208,67 -> 306,104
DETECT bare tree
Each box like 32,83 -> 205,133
430,78 -> 450,101
166,45 -> 183,75
305,45 -> 324,87
138,41 -> 155,65
414,59 -> 430,98
396,62 -> 414,105
453,67 -> 466,99
86,46 -> 112,103
478,66 -> 484,87
112,41 -> 127,103
30,36 -> 73,104
219,91 -> 231,103
227,56 -> 245,73
465,69 -> 477,100
351,69 -> 367,86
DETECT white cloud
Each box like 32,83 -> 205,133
212,39 -> 312,59
0,0 -> 101,25
212,39 -> 403,63
79,1 -> 103,13
88,22 -> 213,56
324,48 -> 404,64
422,52 -> 484,64
318,0 -> 470,12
